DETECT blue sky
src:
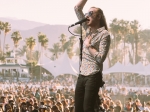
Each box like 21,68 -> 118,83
0,0 -> 150,29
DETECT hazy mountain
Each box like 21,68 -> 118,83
0,17 -> 46,30
12,25 -> 76,47
0,18 -> 78,49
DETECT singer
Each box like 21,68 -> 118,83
74,0 -> 111,112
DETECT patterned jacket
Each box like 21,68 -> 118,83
75,6 -> 111,76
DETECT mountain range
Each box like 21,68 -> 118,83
0,17 -> 78,48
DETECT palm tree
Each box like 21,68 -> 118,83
138,29 -> 150,64
59,33 -> 67,52
26,37 -> 36,59
4,44 -> 11,57
16,45 -> 27,57
0,21 -> 4,53
11,31 -> 22,48
38,32 -> 48,82
109,18 -> 121,67
130,20 -> 140,64
118,20 -> 130,64
38,32 -> 48,49
109,18 -> 120,50
75,47 -> 80,56
25,36 -> 36,77
48,43 -> 61,60
5,44 -> 10,51
126,33 -> 134,64
15,45 -> 28,65
67,36 -> 77,58
11,31 -> 22,59
73,26 -> 86,38
38,32 -> 48,62
3,22 -> 11,56
58,35 -> 77,59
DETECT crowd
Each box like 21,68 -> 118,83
104,73 -> 150,87
0,81 -> 75,112
0,74 -> 150,112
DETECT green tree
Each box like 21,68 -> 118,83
26,36 -> 36,60
0,21 -> 4,53
139,29 -> 150,64
130,20 -> 140,64
4,44 -> 11,57
11,31 -> 22,48
73,26 -> 86,38
109,18 -> 120,50
126,33 -> 134,64
59,33 -> 67,52
67,36 -> 77,58
109,18 -> 121,67
38,32 -> 48,49
3,22 -> 11,56
38,32 -> 49,62
48,43 -> 61,60
16,45 -> 27,57
25,36 -> 36,77
38,32 -> 49,82
118,20 -> 130,64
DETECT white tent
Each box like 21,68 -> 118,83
103,62 -> 125,74
42,51 -> 78,77
55,52 -> 78,76
132,62 -> 146,75
103,61 -> 149,75
42,61 -> 58,77
123,62 -> 135,73
69,56 -> 80,74
144,64 -> 150,75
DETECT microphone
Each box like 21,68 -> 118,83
69,18 -> 88,27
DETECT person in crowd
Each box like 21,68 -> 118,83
35,89 -> 41,102
20,102 -> 28,112
33,103 -> 39,112
134,99 -> 143,111
114,100 -> 122,112
127,97 -> 134,106
5,104 -> 13,112
55,101 -> 63,112
61,99 -> 68,112
107,105 -> 115,112
143,102 -> 150,112
0,96 -> 7,111
51,105 -> 60,112
124,101 -> 133,112
49,89 -> 55,98
28,105 -> 34,112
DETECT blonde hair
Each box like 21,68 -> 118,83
91,7 -> 108,30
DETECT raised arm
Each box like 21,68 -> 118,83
74,0 -> 88,30
75,0 -> 87,10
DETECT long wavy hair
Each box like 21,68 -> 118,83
91,7 -> 108,31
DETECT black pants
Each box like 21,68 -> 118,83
75,72 -> 104,112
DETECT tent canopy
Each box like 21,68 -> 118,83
103,62 -> 125,74
42,51 -> 78,77
103,62 -> 150,75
